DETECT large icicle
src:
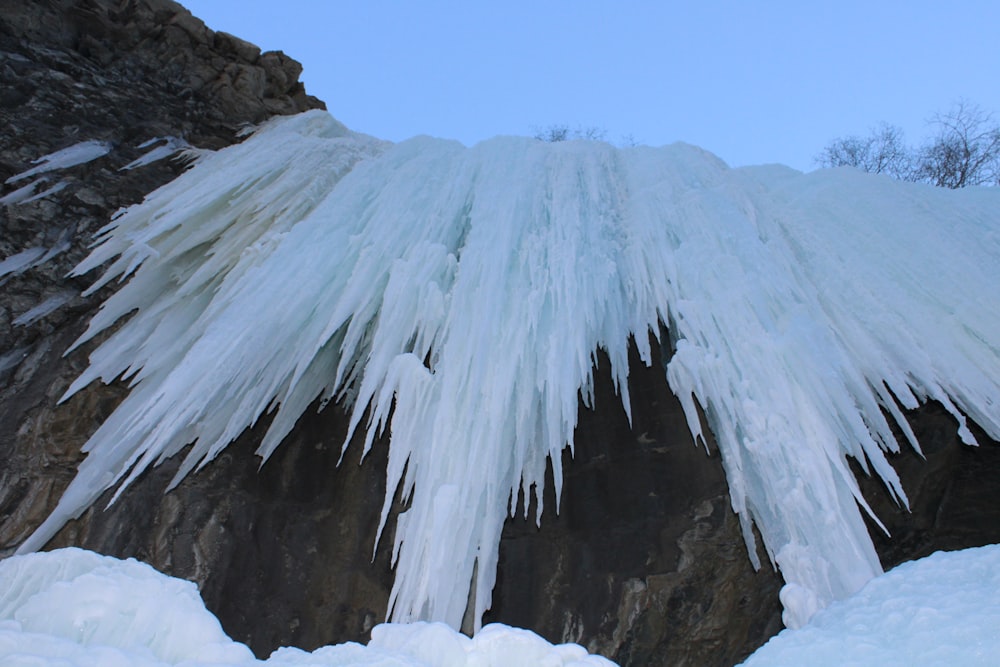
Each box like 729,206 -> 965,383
18,110 -> 1000,631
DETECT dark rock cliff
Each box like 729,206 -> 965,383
0,0 -> 322,553
2,3 -> 999,666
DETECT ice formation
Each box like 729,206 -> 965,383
4,140 -> 112,184
0,247 -> 48,279
0,177 -> 55,206
16,110 -> 1000,630
121,136 -> 202,171
12,290 -> 76,327
0,140 -> 111,207
0,240 -> 72,283
0,547 -> 615,666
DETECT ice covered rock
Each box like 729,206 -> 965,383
19,109 -> 1000,633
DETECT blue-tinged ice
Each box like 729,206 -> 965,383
5,140 -> 112,184
12,290 -> 76,327
120,136 -> 202,171
17,110 -> 1000,631
0,247 -> 48,279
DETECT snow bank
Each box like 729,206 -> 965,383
17,109 -> 1000,630
0,548 -> 615,667
740,544 -> 1000,666
4,546 -> 996,666
0,547 -> 253,666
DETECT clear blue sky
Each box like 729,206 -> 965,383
181,1 -> 1000,172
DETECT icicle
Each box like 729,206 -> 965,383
19,110 -> 1000,633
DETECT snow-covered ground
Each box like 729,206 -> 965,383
12,109 -> 1000,631
740,544 -> 1000,666
2,546 -> 997,666
0,547 -> 614,667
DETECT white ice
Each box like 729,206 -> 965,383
0,177 -> 47,206
12,290 -> 76,326
121,136 -> 202,171
17,110 -> 1000,631
0,136 -> 198,207
5,140 -> 112,184
16,179 -> 68,204
1,139 -> 112,207
0,547 -> 616,667
0,240 -> 72,282
0,246 -> 47,279
740,544 -> 1000,666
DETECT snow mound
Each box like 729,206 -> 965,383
0,548 -> 616,667
17,109 -> 1000,630
0,547 -> 253,665
740,544 -> 1000,666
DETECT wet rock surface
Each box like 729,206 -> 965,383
3,3 -> 1000,667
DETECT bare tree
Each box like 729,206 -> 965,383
533,124 -> 607,143
817,100 -> 1000,188
618,133 -> 639,148
815,123 -> 912,179
534,124 -> 570,142
914,100 -> 1000,188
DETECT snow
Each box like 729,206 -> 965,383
5,140 -> 112,184
740,544 -> 1000,666
3,546 -> 997,667
0,547 -> 616,667
0,548 -> 251,666
16,109 -> 1000,631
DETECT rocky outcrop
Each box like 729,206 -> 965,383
2,3 -> 1000,667
0,0 -> 322,556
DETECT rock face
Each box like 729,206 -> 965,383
0,0 -> 322,556
486,342 -> 786,666
2,3 -> 1000,667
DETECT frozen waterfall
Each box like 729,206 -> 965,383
18,109 -> 1000,630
